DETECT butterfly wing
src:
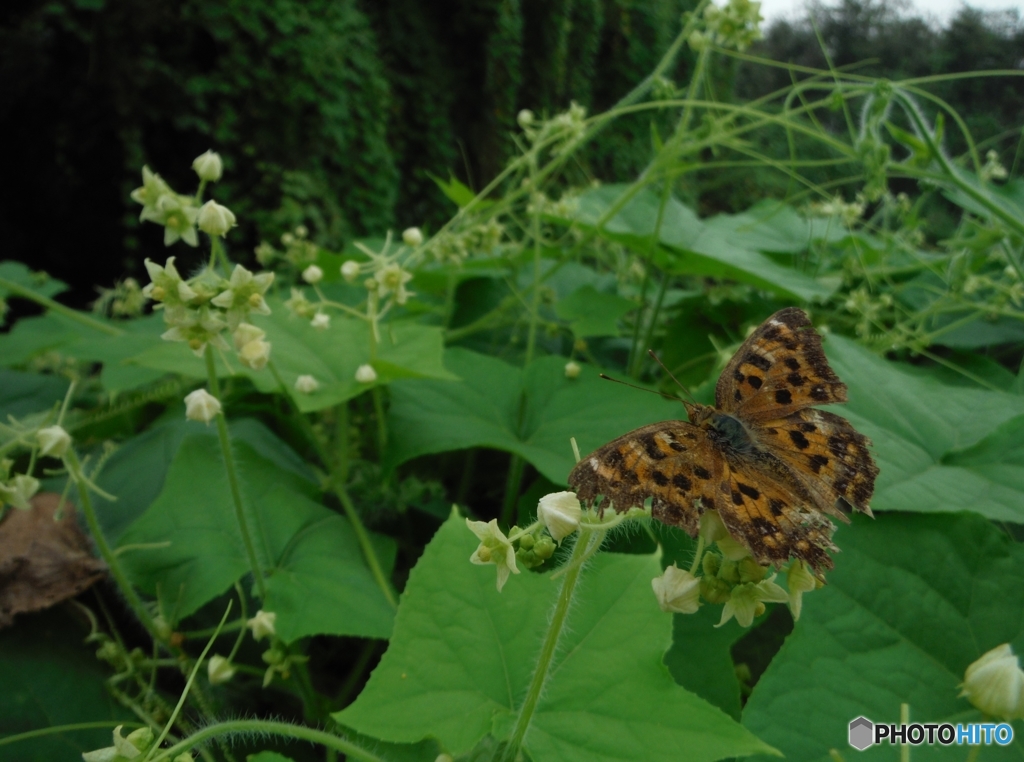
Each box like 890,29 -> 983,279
716,307 -> 847,422
568,422 -> 725,536
755,408 -> 879,518
716,456 -> 839,572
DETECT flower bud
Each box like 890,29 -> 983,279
651,564 -> 701,614
402,227 -> 424,247
238,339 -> 271,371
785,559 -> 818,621
184,388 -> 221,423
302,264 -> 323,284
207,654 -> 236,685
192,150 -> 223,182
517,109 -> 535,129
699,510 -> 729,544
311,312 -> 330,330
37,425 -> 71,458
960,643 -> 1024,720
197,200 -> 237,237
355,364 -> 377,384
247,610 -> 277,641
536,491 -> 582,541
341,260 -> 360,282
564,361 -> 581,379
294,374 -> 319,394
232,322 -> 265,351
716,535 -> 751,561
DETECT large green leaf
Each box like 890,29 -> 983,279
551,186 -> 833,302
127,302 -> 455,411
823,335 -> 1024,522
0,369 -> 68,421
743,512 -> 1024,761
335,513 -> 776,762
117,433 -> 395,639
555,284 -> 637,337
0,609 -> 130,762
384,348 -> 682,484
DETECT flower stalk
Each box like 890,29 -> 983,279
204,346 -> 267,599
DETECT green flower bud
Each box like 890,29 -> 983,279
192,150 -> 223,182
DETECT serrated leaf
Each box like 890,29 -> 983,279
743,512 -> 1024,761
822,335 -> 1024,522
384,348 -> 682,485
555,284 -> 637,337
0,261 -> 69,300
335,514 -> 777,762
550,186 -> 833,302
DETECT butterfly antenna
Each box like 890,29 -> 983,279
598,373 -> 682,403
647,350 -> 699,405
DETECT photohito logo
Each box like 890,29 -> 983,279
848,717 -> 1015,750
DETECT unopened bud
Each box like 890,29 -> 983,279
192,150 -> 223,182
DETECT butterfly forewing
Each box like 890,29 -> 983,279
717,307 -> 847,423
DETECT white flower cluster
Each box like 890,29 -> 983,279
131,152 -> 236,246
807,194 -> 865,226
143,258 -> 274,365
688,0 -> 763,52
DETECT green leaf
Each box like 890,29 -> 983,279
0,261 -> 69,300
429,172 -> 478,208
247,753 -> 296,762
335,514 -> 776,762
0,369 -> 68,421
665,605 -> 747,720
384,348 -> 682,485
0,609 -> 130,761
555,284 -> 637,337
701,200 -> 848,255
117,433 -> 395,639
822,335 -> 1024,522
743,512 -> 1024,761
127,302 -> 456,411
553,186 -> 833,302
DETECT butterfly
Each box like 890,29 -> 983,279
568,307 -> 878,573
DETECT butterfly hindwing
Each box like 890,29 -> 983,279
716,307 -> 847,422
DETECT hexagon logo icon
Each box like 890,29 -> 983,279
849,716 -> 874,751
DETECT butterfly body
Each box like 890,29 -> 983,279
569,307 -> 879,573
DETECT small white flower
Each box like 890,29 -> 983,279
211,264 -> 274,327
355,364 -> 377,384
785,559 -> 818,621
537,491 -> 582,541
402,227 -> 424,247
564,361 -> 581,379
82,725 -> 154,762
0,473 -> 41,510
651,564 -> 701,614
302,264 -> 323,284
184,388 -> 221,423
37,425 -> 71,458
197,200 -> 236,237
310,312 -> 330,330
466,518 -> 519,592
374,263 -> 413,304
960,643 -> 1024,720
238,339 -> 271,371
517,109 -> 535,129
341,260 -> 360,282
294,375 -> 319,394
247,610 -> 277,641
192,150 -> 223,182
232,322 -> 265,350
207,654 -> 236,685
717,575 -> 789,628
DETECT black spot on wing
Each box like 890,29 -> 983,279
798,422 -> 817,433
762,326 -> 781,341
668,440 -> 686,452
775,389 -> 792,405
744,353 -> 772,372
789,430 -> 810,449
672,474 -> 692,491
747,376 -> 763,390
809,454 -> 829,473
642,434 -> 667,460
768,497 -> 785,515
787,373 -> 805,387
731,490 -> 744,505
810,385 -> 830,401
784,357 -> 800,370
737,482 -> 761,500
652,470 -> 669,486
694,466 -> 711,480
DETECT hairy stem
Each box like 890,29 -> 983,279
500,528 -> 605,762
0,276 -> 123,336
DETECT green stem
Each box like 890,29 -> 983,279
371,386 -> 388,456
68,449 -> 158,636
501,529 -> 604,762
499,454 -> 526,527
633,274 -> 670,378
204,347 -> 266,599
335,485 -> 398,610
0,276 -> 123,336
266,363 -> 397,610
148,720 -> 385,762
0,722 -> 144,748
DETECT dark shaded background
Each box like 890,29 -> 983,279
1,0 -> 1021,306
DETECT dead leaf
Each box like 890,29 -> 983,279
0,492 -> 106,628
